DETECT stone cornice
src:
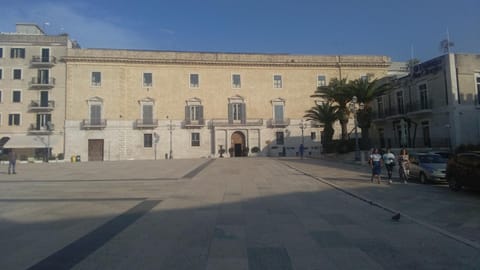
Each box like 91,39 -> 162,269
63,49 -> 391,68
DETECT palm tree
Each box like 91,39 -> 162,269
349,78 -> 391,149
311,78 -> 352,141
304,102 -> 339,148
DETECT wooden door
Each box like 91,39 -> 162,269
88,139 -> 104,161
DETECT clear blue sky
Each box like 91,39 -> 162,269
2,0 -> 479,62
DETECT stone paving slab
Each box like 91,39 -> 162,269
0,157 -> 479,269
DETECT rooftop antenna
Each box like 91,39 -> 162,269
440,28 -> 454,54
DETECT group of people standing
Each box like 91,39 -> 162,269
369,148 -> 410,184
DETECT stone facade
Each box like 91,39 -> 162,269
0,24 -> 71,160
371,53 -> 480,150
64,49 -> 390,160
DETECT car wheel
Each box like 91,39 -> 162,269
448,176 -> 462,191
419,173 -> 428,184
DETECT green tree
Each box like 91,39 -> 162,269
304,102 -> 339,148
311,78 -> 352,141
349,78 -> 391,149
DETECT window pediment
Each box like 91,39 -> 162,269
228,94 -> 245,104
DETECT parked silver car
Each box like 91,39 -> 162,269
409,153 -> 447,184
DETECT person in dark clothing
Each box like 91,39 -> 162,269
8,150 -> 17,174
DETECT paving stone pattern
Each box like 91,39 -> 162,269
0,158 -> 479,269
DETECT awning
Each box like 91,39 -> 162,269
3,135 -> 59,149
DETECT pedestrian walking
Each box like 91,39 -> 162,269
299,144 -> 304,159
8,150 -> 17,175
398,148 -> 410,183
383,148 -> 396,184
369,148 -> 383,184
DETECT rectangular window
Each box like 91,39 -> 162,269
142,104 -> 153,124
191,132 -> 200,146
90,104 -> 102,125
419,84 -> 429,110
311,132 -> 316,140
232,103 -> 241,121
8,113 -> 20,126
317,75 -> 326,87
276,131 -> 284,145
274,104 -> 284,122
396,92 -> 404,114
189,105 -> 199,121
190,74 -> 199,88
12,90 -> 21,103
0,48 -> 3,58
232,74 -> 241,88
377,96 -> 384,118
13,69 -> 22,80
10,48 -> 25,58
143,72 -> 152,87
0,90 -> 3,103
91,72 -> 101,86
144,134 -> 153,148
0,68 -> 3,79
421,121 -> 431,147
38,69 -> 49,84
36,114 -> 52,130
274,75 -> 283,88
476,74 -> 480,105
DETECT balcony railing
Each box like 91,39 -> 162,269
28,124 -> 54,135
184,119 -> 205,128
29,100 -> 55,111
134,119 -> 159,129
267,118 -> 290,128
211,118 -> 263,127
81,119 -> 107,129
31,56 -> 57,66
406,100 -> 434,114
30,77 -> 56,89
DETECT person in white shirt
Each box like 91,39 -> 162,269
369,148 -> 383,184
383,148 -> 395,184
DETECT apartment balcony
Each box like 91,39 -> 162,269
384,106 -> 406,119
30,77 -> 55,89
310,120 -> 324,128
267,118 -> 291,128
28,124 -> 54,135
406,100 -> 433,115
184,119 -> 205,128
211,118 -> 263,127
81,119 -> 107,129
30,56 -> 57,67
29,100 -> 55,111
134,119 -> 159,129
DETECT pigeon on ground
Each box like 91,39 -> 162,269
391,213 -> 401,221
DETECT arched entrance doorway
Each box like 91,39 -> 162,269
231,131 -> 246,157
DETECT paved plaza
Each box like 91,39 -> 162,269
0,158 -> 479,270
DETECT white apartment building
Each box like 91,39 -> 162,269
0,23 -> 73,160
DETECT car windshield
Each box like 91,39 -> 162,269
418,155 -> 444,164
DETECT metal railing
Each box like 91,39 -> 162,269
31,56 -> 57,66
134,119 -> 159,129
30,77 -> 56,88
184,119 -> 205,128
267,118 -> 290,128
28,124 -> 54,134
81,119 -> 107,129
29,100 -> 55,110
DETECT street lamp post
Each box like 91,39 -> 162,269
349,96 -> 364,162
299,119 -> 306,159
46,121 -> 52,162
153,132 -> 159,160
166,116 -> 174,159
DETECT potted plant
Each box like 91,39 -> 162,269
218,145 -> 225,158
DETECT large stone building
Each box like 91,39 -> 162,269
371,53 -> 480,150
63,49 -> 390,160
0,23 -> 73,160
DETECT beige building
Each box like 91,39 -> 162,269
0,24 -> 73,160
371,53 -> 480,150
63,49 -> 390,161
